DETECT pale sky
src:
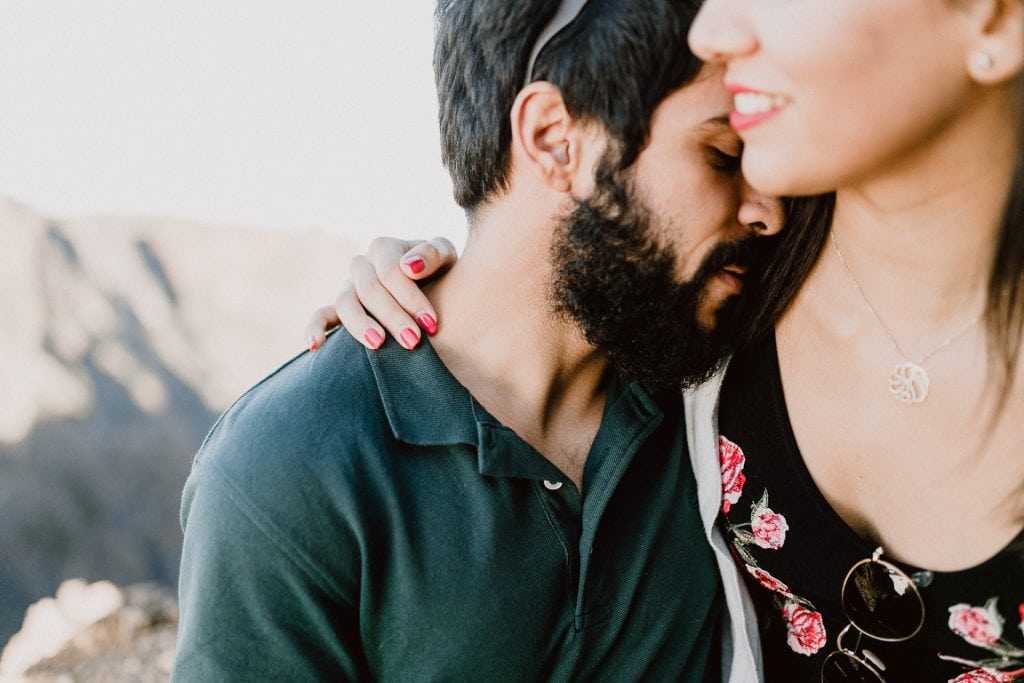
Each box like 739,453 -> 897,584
0,1 -> 467,248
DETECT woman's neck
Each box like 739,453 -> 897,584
818,88 -> 1019,331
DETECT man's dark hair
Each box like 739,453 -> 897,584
434,0 -> 703,211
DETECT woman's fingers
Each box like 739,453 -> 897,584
305,305 -> 340,352
369,237 -> 458,338
395,237 -> 459,280
326,278 -> 389,350
308,235 -> 459,353
368,237 -> 425,277
349,255 -> 424,350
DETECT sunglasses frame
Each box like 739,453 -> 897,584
821,624 -> 887,682
820,548 -> 927,683
840,547 -> 926,643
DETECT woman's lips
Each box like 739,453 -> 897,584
726,84 -> 790,132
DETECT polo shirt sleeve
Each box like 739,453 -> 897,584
172,454 -> 366,682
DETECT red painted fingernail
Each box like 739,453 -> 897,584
404,257 -> 425,274
400,327 -> 420,350
309,337 -> 320,352
363,328 -> 384,349
416,312 -> 438,336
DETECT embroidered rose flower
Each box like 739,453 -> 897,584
949,669 -> 1008,683
745,565 -> 792,597
782,600 -> 827,656
750,502 -> 790,550
719,436 -> 747,514
949,600 -> 1005,648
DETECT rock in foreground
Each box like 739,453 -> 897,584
0,579 -> 177,683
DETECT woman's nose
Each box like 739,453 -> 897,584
688,0 -> 758,65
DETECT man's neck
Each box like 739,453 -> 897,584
424,199 -> 611,487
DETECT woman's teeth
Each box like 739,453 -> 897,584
734,92 -> 786,115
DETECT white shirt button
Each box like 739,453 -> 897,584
543,480 -> 563,490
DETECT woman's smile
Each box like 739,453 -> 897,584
727,83 -> 790,132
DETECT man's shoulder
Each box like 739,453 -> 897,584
195,331 -> 386,486
180,331 -> 399,563
174,336 -> 379,681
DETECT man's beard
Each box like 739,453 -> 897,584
550,165 -> 756,392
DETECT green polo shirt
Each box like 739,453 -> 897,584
173,330 -> 721,682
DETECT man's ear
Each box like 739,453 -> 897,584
509,82 -> 587,193
963,0 -> 1024,84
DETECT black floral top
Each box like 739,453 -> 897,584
716,334 -> 1024,682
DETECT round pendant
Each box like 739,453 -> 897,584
889,362 -> 929,404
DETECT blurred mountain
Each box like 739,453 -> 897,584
0,197 -> 354,644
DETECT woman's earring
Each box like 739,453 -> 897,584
971,51 -> 995,72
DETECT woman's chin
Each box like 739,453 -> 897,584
741,152 -> 840,199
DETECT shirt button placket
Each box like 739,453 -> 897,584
534,478 -> 582,613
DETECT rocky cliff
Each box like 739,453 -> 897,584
0,198 -> 353,645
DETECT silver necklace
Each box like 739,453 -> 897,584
830,231 -> 982,405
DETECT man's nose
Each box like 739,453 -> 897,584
738,181 -> 784,237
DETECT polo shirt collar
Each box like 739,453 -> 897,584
366,339 -> 478,447
366,338 -> 664,484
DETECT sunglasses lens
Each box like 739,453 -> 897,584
821,651 -> 885,682
842,561 -> 924,640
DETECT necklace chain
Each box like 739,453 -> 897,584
829,230 -> 982,404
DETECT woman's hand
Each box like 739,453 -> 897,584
305,236 -> 458,352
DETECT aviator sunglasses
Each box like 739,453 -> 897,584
820,547 -> 926,682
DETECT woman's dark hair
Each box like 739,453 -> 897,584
981,142 -> 1024,410
732,193 -> 834,352
433,0 -> 702,211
